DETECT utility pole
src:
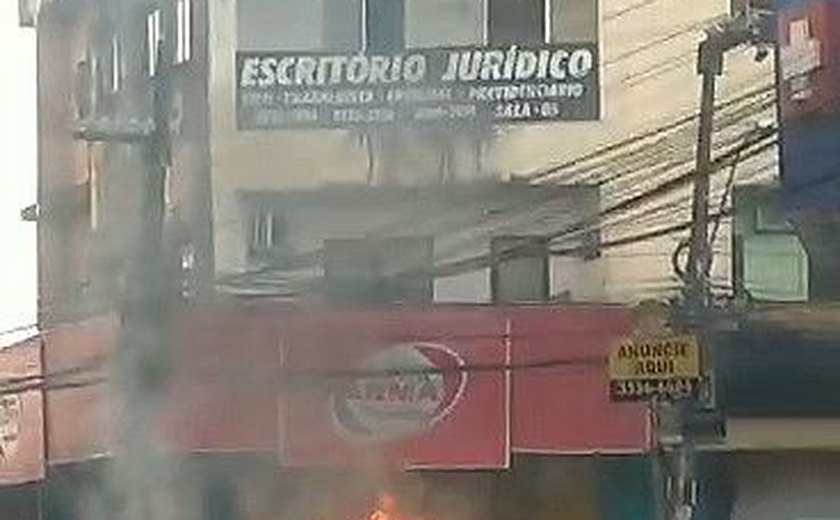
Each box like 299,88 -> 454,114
667,12 -> 771,520
73,23 -> 173,520
685,38 -> 721,312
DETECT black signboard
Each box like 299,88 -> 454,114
236,44 -> 600,130
609,378 -> 700,402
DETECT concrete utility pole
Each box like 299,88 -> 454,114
668,12 -> 771,520
74,27 -> 173,520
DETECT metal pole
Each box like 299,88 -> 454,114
665,34 -> 723,520
687,39 -> 720,313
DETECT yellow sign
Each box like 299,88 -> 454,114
608,335 -> 700,381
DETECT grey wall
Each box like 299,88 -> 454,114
732,453 -> 840,520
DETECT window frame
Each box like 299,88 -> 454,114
175,0 -> 192,64
146,8 -> 163,77
490,235 -> 550,304
323,236 -> 434,304
361,0 -> 406,53
87,146 -> 100,231
755,203 -> 792,234
485,0 -> 549,46
108,32 -> 122,93
247,208 -> 287,258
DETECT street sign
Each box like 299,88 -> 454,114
608,335 -> 701,401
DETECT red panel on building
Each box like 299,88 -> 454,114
158,307 -> 283,453
43,316 -> 116,464
280,308 -> 510,469
42,310 -> 284,462
508,307 -> 651,453
37,305 -> 651,469
778,0 -> 840,119
0,337 -> 45,485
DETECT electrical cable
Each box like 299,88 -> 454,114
217,73 -> 785,289
222,79 -> 779,287
426,135 -> 777,277
217,129 -> 779,293
520,83 -> 774,182
605,16 -> 721,67
27,168 -> 840,393
0,323 -> 39,337
605,0 -> 665,21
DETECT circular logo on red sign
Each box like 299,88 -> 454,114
331,343 -> 467,441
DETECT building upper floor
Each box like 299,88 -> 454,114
235,0 -> 597,53
23,0 -> 786,325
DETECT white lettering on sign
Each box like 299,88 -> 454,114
440,47 -> 593,83
241,54 -> 430,87
240,47 -> 595,89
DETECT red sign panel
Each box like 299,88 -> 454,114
508,307 -> 651,453
280,308 -> 510,469
42,316 -> 116,465
778,0 -> 840,119
37,305 -> 651,470
0,337 -> 44,485
42,310 -> 284,463
158,308 -> 283,452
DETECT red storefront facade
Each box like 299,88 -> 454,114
4,304 -> 655,520
33,304 -> 649,467
0,337 -> 44,486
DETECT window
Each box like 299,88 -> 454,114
74,58 -> 93,119
487,0 -> 547,45
379,236 -> 434,302
490,236 -> 549,303
365,0 -> 405,52
323,0 -> 363,51
176,0 -> 192,64
324,238 -> 379,302
248,209 -> 286,256
731,0 -> 773,15
324,236 -> 433,303
203,474 -> 239,520
147,8 -> 163,76
755,203 -> 792,233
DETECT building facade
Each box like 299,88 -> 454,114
26,0 -> 213,327
19,1 -> 833,520
23,0 -> 780,323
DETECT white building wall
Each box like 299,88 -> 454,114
209,0 -> 776,303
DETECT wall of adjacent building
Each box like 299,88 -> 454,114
34,0 -> 215,325
732,453 -> 840,520
35,0 -> 105,326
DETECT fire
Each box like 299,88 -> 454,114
367,492 -> 429,520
